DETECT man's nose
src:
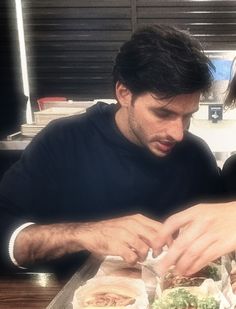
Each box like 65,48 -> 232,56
167,118 -> 184,142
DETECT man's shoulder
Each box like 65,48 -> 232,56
176,131 -> 215,164
30,102 -> 115,149
183,131 -> 211,151
31,113 -> 87,145
40,102 -> 115,136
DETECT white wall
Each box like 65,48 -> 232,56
189,104 -> 236,168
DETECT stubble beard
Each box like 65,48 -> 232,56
127,109 -> 147,148
127,112 -> 170,158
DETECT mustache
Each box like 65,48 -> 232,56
149,136 -> 176,144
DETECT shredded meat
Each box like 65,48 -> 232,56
163,272 -> 206,289
163,264 -> 220,290
83,292 -> 135,307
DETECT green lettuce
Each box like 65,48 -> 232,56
152,288 -> 219,309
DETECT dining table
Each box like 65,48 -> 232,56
0,271 -> 67,309
1,256 -> 236,309
0,255 -> 102,309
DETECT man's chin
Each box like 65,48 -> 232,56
148,146 -> 170,158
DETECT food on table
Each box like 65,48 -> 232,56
73,280 -> 147,309
193,264 -> 220,281
152,287 -> 219,309
81,286 -> 136,307
152,262 -> 221,309
82,288 -> 135,307
163,264 -> 220,290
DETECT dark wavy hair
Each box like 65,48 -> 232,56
224,73 -> 236,109
113,24 -> 214,98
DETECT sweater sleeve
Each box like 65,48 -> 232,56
0,122 -> 63,270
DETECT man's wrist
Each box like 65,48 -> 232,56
8,222 -> 35,268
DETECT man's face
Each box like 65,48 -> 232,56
115,84 -> 200,157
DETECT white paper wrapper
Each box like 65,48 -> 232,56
72,276 -> 149,309
222,258 -> 236,308
139,249 -> 167,301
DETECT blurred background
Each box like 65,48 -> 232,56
1,0 -> 236,174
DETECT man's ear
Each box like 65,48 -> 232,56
115,82 -> 132,107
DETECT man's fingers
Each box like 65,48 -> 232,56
155,210 -> 196,250
124,233 -> 150,262
157,220 -> 209,274
119,214 -> 164,254
177,225 -> 235,275
126,214 -> 182,256
108,227 -> 150,262
99,236 -> 140,264
130,223 -> 161,252
157,238 -> 188,275
118,245 -> 139,264
181,240 -> 219,276
173,233 -> 217,275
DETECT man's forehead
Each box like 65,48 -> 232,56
149,93 -> 200,114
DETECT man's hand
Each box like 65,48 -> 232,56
155,202 -> 236,276
77,213 -> 163,264
14,214 -> 164,266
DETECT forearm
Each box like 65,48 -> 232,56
13,214 -> 164,267
14,222 -> 89,266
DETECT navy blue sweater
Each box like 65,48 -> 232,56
0,103 -> 222,270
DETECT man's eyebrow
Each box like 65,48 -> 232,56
151,106 -> 199,116
150,107 -> 179,116
150,105 -> 173,112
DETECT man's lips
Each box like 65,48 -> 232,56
153,140 -> 176,153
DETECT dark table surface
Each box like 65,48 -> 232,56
0,272 -> 67,309
0,254 -> 101,309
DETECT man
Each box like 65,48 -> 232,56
155,73 -> 236,277
0,25 -> 222,272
